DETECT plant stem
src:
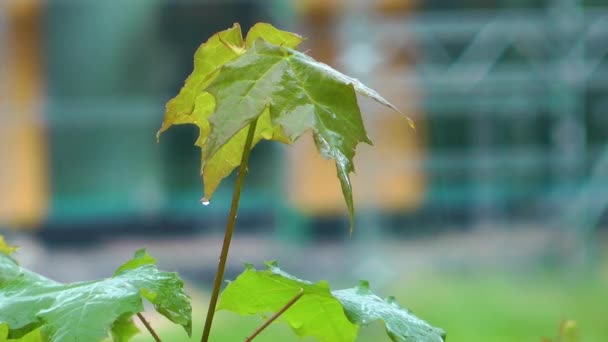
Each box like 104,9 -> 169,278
244,289 -> 304,342
137,312 -> 162,342
201,119 -> 258,342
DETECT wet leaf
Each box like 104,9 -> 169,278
158,23 -> 244,139
158,23 -> 303,200
159,23 -> 403,231
333,281 -> 446,342
219,264 -> 443,342
218,262 -> 358,342
0,249 -> 191,342
0,324 -> 42,342
204,39 -> 399,231
245,22 -> 304,49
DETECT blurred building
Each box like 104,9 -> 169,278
291,0 -> 608,238
1,0 -> 607,242
0,1 -> 47,229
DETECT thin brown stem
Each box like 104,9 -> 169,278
137,312 -> 162,342
244,289 -> 304,342
201,119 -> 259,342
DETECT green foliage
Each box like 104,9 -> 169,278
0,247 -> 192,342
0,22 -> 435,342
0,236 -> 17,256
0,324 -> 42,342
333,281 -> 445,342
134,270 -> 608,342
158,23 -> 401,230
157,21 -> 437,342
158,23 -> 303,203
218,262 -> 357,342
218,263 -> 444,342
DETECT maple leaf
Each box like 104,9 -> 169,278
333,281 -> 446,342
158,23 -> 402,231
217,262 -> 358,342
203,39 -> 399,230
158,23 -> 303,201
219,264 -> 445,342
0,249 -> 191,342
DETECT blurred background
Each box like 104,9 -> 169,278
1,0 -> 607,341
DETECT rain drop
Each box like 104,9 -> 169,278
200,197 -> 210,206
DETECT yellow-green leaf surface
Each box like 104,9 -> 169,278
245,23 -> 304,49
0,324 -> 42,342
158,23 -> 243,138
204,39 -> 399,230
158,23 -> 303,201
0,249 -> 191,342
333,281 -> 446,342
218,262 -> 358,342
0,236 -> 17,256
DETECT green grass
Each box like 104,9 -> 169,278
133,266 -> 608,342
373,272 -> 608,342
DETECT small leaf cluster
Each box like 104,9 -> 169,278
219,263 -> 446,342
0,237 -> 192,342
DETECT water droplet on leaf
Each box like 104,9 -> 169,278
200,197 -> 210,206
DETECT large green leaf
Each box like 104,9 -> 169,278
217,262 -> 358,342
333,281 -> 446,342
158,23 -> 403,231
158,23 -> 303,201
203,39 -> 399,230
219,264 -> 445,342
0,249 -> 192,342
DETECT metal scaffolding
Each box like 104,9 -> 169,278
336,0 -> 608,225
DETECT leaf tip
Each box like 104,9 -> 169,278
185,322 -> 193,337
357,280 -> 370,293
0,235 -> 18,256
218,33 -> 246,55
264,260 -> 279,269
134,248 -> 150,258
134,249 -> 157,265
386,295 -> 398,305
